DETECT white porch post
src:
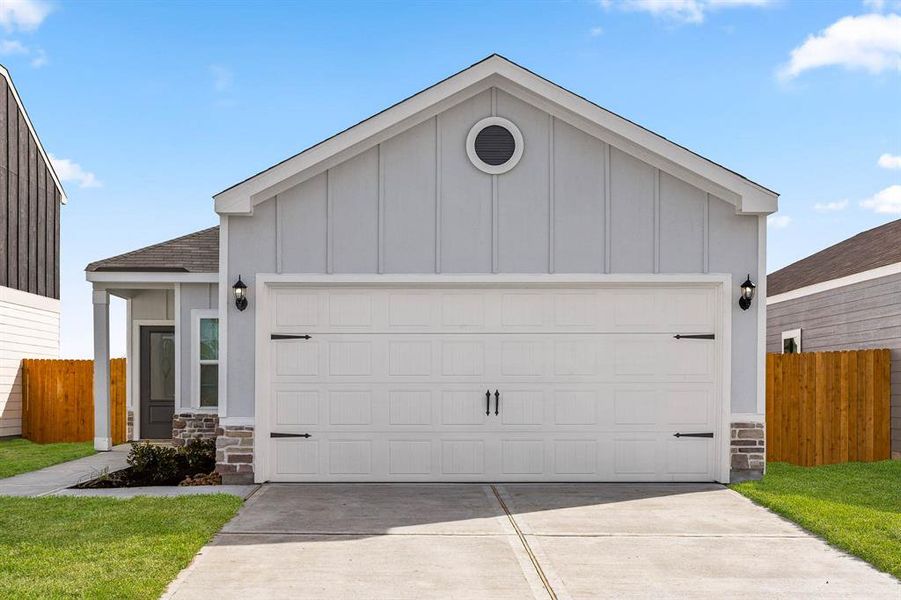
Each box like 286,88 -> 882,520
92,288 -> 112,451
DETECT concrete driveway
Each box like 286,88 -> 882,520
165,483 -> 899,599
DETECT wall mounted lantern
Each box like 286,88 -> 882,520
739,274 -> 755,311
233,275 -> 248,311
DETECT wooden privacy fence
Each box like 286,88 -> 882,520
766,349 -> 891,466
21,359 -> 126,445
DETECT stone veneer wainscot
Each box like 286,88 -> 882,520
215,425 -> 254,484
731,421 -> 765,483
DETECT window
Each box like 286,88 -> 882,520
781,328 -> 802,354
193,310 -> 219,408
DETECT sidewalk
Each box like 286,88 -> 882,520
0,444 -> 130,497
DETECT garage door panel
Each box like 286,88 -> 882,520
265,284 -> 722,482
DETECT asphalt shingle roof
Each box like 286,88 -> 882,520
768,218 -> 901,296
86,226 -> 219,273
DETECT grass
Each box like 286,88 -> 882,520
732,461 -> 901,579
0,438 -> 95,479
0,495 -> 243,599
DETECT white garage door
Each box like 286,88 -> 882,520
260,283 -> 722,482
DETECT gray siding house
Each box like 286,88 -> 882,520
0,65 -> 67,437
767,219 -> 901,459
87,56 -> 778,483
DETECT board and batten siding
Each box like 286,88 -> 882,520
0,286 -> 59,436
767,271 -> 901,457
0,75 -> 61,300
227,87 -> 762,419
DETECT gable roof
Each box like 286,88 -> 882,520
768,218 -> 901,296
0,65 -> 67,204
86,226 -> 219,273
214,54 -> 778,216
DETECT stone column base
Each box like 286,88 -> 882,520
731,421 -> 765,482
215,426 -> 254,484
126,410 -> 134,442
172,412 -> 219,447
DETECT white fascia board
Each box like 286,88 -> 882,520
767,261 -> 901,305
85,271 -> 219,284
214,56 -> 777,217
0,66 -> 68,204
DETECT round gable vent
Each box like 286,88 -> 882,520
466,117 -> 523,174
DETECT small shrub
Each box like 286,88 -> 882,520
179,471 -> 221,486
127,442 -> 186,485
182,438 -> 216,475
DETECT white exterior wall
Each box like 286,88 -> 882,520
0,286 -> 60,437
224,87 -> 763,421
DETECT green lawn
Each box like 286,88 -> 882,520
732,461 -> 901,579
0,495 -> 243,599
0,438 -> 95,479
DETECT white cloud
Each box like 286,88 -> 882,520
779,14 -> 901,80
589,26 -> 604,36
863,0 -> 901,11
29,46 -> 46,67
48,154 -> 102,189
767,214 -> 792,228
813,199 -> 849,212
878,153 -> 901,169
598,0 -> 773,25
209,65 -> 233,92
0,39 -> 27,54
860,185 -> 901,213
0,0 -> 54,32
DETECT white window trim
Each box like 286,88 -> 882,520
191,308 -> 220,410
781,328 -> 802,354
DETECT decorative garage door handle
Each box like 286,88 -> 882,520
673,334 -> 715,340
270,432 -> 312,438
673,432 -> 714,438
494,390 -> 500,416
486,390 -> 491,416
271,334 -> 312,340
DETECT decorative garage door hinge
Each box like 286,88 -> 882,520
271,334 -> 312,340
673,333 -> 715,340
270,432 -> 312,438
673,432 -> 714,438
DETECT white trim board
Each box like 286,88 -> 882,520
767,261 -> 901,305
0,285 -> 61,312
87,272 -> 218,284
214,56 -> 777,216
252,273 -> 734,484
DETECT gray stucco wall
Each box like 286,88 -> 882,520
225,87 -> 763,419
767,272 -> 901,457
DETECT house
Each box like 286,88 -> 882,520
86,55 -> 777,484
0,66 -> 67,438
767,219 -> 901,459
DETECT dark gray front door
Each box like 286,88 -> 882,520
140,326 -> 175,439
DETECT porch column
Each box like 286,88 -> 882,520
92,289 -> 112,451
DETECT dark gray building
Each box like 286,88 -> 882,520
767,218 -> 901,459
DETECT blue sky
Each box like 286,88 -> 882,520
1,0 -> 898,357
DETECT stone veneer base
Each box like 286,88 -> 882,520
730,421 -> 765,482
172,412 -> 219,447
215,425 -> 255,485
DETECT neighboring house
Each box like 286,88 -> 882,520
0,66 -> 67,438
767,219 -> 901,459
86,55 -> 777,484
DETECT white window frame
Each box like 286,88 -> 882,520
191,308 -> 220,410
781,328 -> 802,354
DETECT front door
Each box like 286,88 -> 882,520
140,326 -> 175,439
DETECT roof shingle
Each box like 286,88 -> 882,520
86,226 -> 219,273
768,218 -> 901,296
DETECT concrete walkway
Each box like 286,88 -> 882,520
0,444 -> 130,497
164,483 -> 900,599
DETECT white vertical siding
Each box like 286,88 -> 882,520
0,286 -> 59,437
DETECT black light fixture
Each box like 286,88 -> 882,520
739,274 -> 756,311
233,275 -> 248,311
